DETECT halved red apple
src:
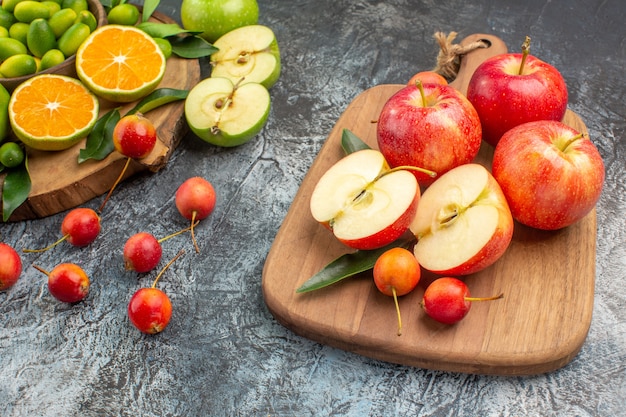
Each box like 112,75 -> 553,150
310,149 -> 420,250
410,163 -> 513,275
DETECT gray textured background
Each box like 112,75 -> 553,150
1,0 -> 625,416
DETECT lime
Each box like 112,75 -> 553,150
0,53 -> 37,77
61,0 -> 88,13
153,37 -> 172,59
74,9 -> 97,32
57,22 -> 89,57
48,7 -> 77,38
0,36 -> 27,59
39,48 -> 65,71
0,8 -> 16,29
0,142 -> 25,168
8,21 -> 29,45
27,18 -> 57,58
106,3 -> 139,26
13,1 -> 52,23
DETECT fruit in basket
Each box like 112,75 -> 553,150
175,177 -> 217,253
76,25 -> 166,103
0,53 -> 37,77
181,0 -> 259,43
210,24 -> 281,89
185,77 -> 271,147
467,36 -> 568,147
0,242 -> 22,291
376,81 -> 482,186
407,70 -> 447,86
33,263 -> 90,303
373,247 -> 421,336
410,163 -> 513,276
8,74 -> 99,151
106,3 -> 139,26
492,120 -> 605,230
421,277 -> 503,325
309,149 -> 425,251
23,207 -> 101,252
123,232 -> 163,273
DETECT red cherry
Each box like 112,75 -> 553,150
128,287 -> 172,334
34,263 -> 90,303
61,208 -> 101,247
123,232 -> 163,273
113,113 -> 157,159
175,177 -> 216,253
0,243 -> 22,291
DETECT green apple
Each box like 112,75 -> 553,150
210,24 -> 281,89
180,0 -> 259,43
184,77 -> 270,147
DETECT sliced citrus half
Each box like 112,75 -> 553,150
75,24 -> 166,103
8,74 -> 99,151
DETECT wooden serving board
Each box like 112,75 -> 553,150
4,11 -> 201,221
262,34 -> 596,375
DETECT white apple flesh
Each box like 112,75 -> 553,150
310,149 -> 420,251
410,163 -> 514,276
184,77 -> 270,147
492,120 -> 605,230
210,25 -> 281,89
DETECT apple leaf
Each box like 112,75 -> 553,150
2,156 -> 31,222
126,88 -> 188,115
295,236 -> 416,293
78,108 -> 121,163
136,22 -> 202,39
341,128 -> 371,154
142,0 -> 160,22
169,35 -> 218,59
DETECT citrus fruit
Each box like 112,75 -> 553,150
76,25 -> 166,103
0,141 -> 25,167
8,74 -> 99,151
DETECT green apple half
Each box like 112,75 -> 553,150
310,149 -> 420,251
210,25 -> 281,89
184,77 -> 270,147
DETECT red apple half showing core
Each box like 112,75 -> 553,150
310,149 -> 420,250
377,82 -> 482,186
410,163 -> 514,276
467,38 -> 568,147
492,120 -> 605,230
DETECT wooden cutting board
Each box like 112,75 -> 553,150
4,11 -> 201,221
262,34 -> 596,375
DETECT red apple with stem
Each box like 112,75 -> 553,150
421,277 -> 503,325
373,247 -> 421,336
377,81 -> 482,186
310,149 -> 434,250
467,36 -> 568,147
99,113 -> 158,212
175,177 -> 217,253
33,263 -> 90,303
23,208 -> 101,253
0,243 -> 22,291
127,250 -> 184,334
407,70 -> 448,86
492,120 -> 605,230
410,163 -> 514,276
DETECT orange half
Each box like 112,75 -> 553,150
76,24 -> 166,103
9,74 -> 99,151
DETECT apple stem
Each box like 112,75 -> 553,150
465,293 -> 504,302
31,264 -> 50,276
151,249 -> 185,289
157,220 -> 200,244
518,36 -> 531,75
415,80 -> 427,107
23,234 -> 69,253
386,165 -> 437,179
560,132 -> 585,151
99,156 -> 132,213
392,287 -> 403,336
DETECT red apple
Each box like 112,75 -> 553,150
377,82 -> 482,186
467,37 -> 568,147
407,71 -> 448,87
492,120 -> 604,230
410,163 -> 514,275
310,149 -> 421,250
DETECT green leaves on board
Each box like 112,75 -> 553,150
2,153 -> 31,222
296,128 -> 415,293
136,22 -> 218,59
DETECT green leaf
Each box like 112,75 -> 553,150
136,22 -> 201,38
125,88 -> 188,115
78,109 -> 121,163
341,128 -> 371,154
142,0 -> 160,22
2,156 -> 31,222
170,35 -> 218,59
295,236 -> 416,293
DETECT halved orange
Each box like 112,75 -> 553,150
75,24 -> 166,103
9,74 -> 99,151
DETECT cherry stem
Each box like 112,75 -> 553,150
99,156 -> 132,213
519,36 -> 531,75
32,265 -> 50,276
465,293 -> 504,302
190,211 -> 200,253
151,249 -> 185,289
392,287 -> 403,336
157,220 -> 200,244
23,234 -> 69,253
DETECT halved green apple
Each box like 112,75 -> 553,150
210,25 -> 281,89
184,77 -> 270,147
310,149 -> 420,250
